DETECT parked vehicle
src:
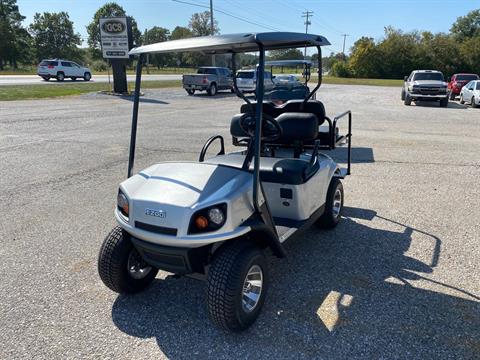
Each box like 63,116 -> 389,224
236,69 -> 275,93
401,70 -> 449,107
459,80 -> 480,108
97,32 -> 353,332
182,67 -> 233,96
273,74 -> 301,87
37,59 -> 92,82
447,73 -> 479,100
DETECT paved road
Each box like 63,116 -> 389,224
0,86 -> 479,359
0,74 -> 182,85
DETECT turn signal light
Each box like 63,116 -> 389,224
194,215 -> 209,230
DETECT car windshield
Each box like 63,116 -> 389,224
197,68 -> 217,75
413,72 -> 444,81
456,74 -> 478,81
237,71 -> 254,79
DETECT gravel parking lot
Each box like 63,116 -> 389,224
0,85 -> 479,359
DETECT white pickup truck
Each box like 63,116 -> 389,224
182,67 -> 233,96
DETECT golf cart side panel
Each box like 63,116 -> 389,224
116,162 -> 256,247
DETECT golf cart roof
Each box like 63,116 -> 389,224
265,60 -> 313,66
129,32 -> 330,56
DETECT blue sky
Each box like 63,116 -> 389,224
17,0 -> 479,53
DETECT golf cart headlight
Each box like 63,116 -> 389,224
189,203 -> 227,234
117,191 -> 129,218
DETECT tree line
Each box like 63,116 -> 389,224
1,0 -> 479,78
330,9 -> 480,79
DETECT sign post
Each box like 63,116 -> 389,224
99,17 -> 132,93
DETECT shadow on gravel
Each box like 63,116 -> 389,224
330,146 -> 375,164
119,95 -> 169,105
111,207 -> 479,359
414,101 -> 468,109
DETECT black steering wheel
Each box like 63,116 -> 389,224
238,113 -> 283,142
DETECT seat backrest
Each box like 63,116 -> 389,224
240,99 -> 326,126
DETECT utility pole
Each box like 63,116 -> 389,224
210,0 -> 216,66
342,34 -> 349,61
302,10 -> 313,58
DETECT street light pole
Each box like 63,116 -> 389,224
302,11 -> 313,59
210,0 -> 216,66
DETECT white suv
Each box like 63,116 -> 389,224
37,59 -> 92,82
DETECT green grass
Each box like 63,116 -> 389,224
320,76 -> 403,87
0,66 -> 193,76
0,80 -> 181,101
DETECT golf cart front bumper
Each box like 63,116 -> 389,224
115,208 -> 251,248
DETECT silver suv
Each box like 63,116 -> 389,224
401,70 -> 448,107
37,59 -> 92,82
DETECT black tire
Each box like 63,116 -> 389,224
84,72 -> 91,81
401,89 -> 405,101
98,226 -> 158,294
440,98 -> 448,107
317,178 -> 344,229
186,89 -> 195,95
42,76 -> 50,81
56,72 -> 65,82
471,97 -> 478,108
404,94 -> 411,106
207,241 -> 268,332
449,91 -> 456,100
207,82 -> 217,96
460,94 -> 465,104
230,88 -> 235,93
71,77 -> 76,81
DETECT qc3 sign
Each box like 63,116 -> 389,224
99,17 -> 130,59
102,20 -> 125,34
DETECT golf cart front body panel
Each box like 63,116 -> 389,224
116,162 -> 257,247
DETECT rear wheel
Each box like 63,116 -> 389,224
440,98 -> 448,107
42,76 -> 50,81
318,178 -> 344,228
207,241 -> 268,332
71,77 -> 77,81
98,226 -> 158,294
84,72 -> 91,81
472,97 -> 479,108
186,89 -> 195,95
404,94 -> 412,106
56,72 -> 65,82
207,83 -> 217,96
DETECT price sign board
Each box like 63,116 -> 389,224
100,17 -> 131,59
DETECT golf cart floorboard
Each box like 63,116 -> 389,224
274,204 -> 324,243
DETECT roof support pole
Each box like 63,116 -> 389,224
127,54 -> 145,178
304,45 -> 322,104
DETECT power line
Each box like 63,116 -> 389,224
171,0 -> 281,32
342,34 -> 349,60
302,10 -> 313,58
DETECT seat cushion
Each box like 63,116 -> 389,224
206,154 -> 318,185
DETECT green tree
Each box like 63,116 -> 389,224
0,0 -> 32,69
188,11 -> 219,36
170,26 -> 192,40
451,9 -> 480,41
29,11 -> 81,62
268,48 -> 304,61
144,26 -> 172,68
86,2 -> 141,59
348,37 -> 382,78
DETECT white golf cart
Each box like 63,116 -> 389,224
98,32 -> 352,332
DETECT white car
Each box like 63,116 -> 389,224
37,59 -> 92,82
273,74 -> 301,88
459,80 -> 480,108
236,69 -> 275,93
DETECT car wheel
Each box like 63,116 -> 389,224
472,97 -> 479,108
71,77 -> 76,81
404,94 -> 412,106
459,94 -> 465,104
401,89 -> 405,101
98,226 -> 158,294
56,72 -> 65,82
231,88 -> 235,93
42,76 -> 50,81
84,72 -> 91,81
207,83 -> 217,96
317,178 -> 344,228
440,98 -> 448,107
207,241 -> 268,332
449,91 -> 456,100
186,89 -> 195,95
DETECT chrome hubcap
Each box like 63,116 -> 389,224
127,249 -> 152,280
242,265 -> 263,313
332,187 -> 342,218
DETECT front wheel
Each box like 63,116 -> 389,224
207,83 -> 217,96
404,94 -> 412,106
207,242 -> 268,332
440,98 -> 448,107
460,94 -> 465,104
401,89 -> 405,101
84,72 -> 91,81
98,226 -> 158,294
317,178 -> 344,228
186,89 -> 195,95
472,97 -> 478,108
42,76 -> 50,81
